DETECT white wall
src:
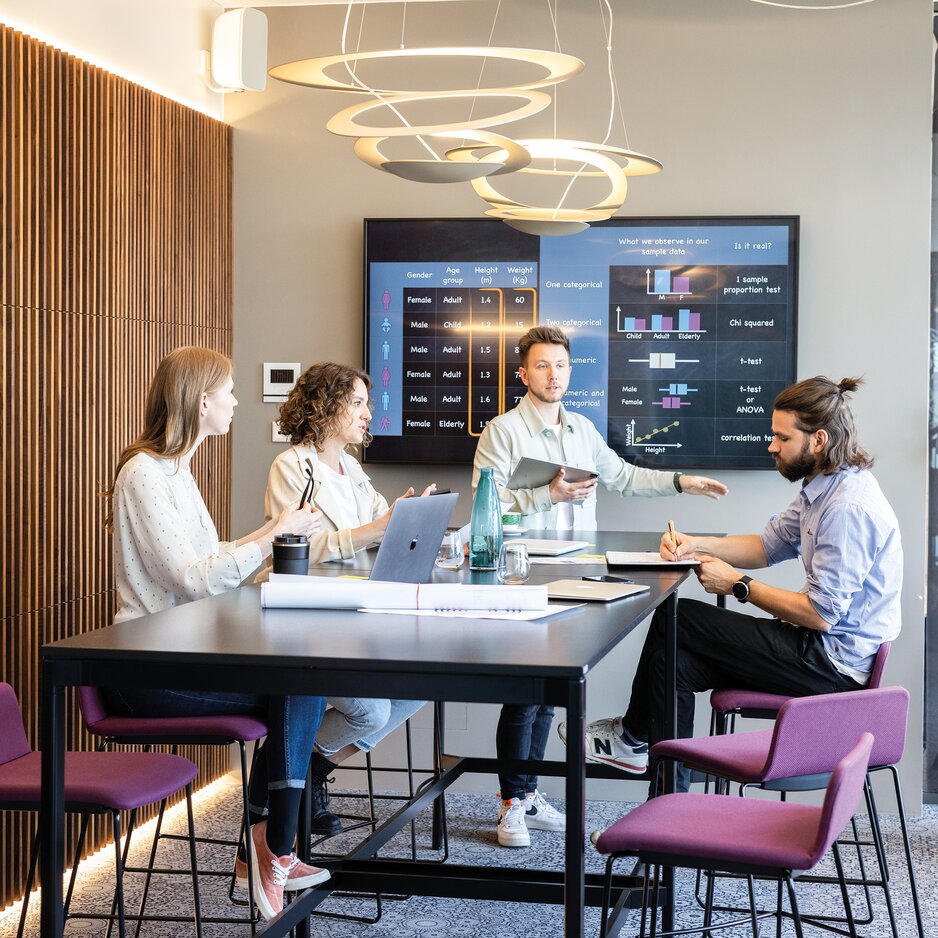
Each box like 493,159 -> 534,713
227,0 -> 932,809
0,0 -> 224,118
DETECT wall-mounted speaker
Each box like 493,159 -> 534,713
211,8 -> 268,93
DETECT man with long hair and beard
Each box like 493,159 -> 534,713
561,376 -> 903,796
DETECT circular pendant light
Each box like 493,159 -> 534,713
353,130 -> 531,183
269,47 -> 583,95
469,140 -> 628,232
326,89 -> 552,138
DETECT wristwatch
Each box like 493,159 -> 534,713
673,471 -> 683,493
732,575 -> 753,603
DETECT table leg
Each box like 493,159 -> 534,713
662,590 -> 678,933
40,665 -> 66,938
564,679 -> 586,938
295,769 -> 313,938
431,701 -> 446,851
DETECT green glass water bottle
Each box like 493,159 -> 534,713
469,467 -> 503,571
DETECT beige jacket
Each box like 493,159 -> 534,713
262,443 -> 389,570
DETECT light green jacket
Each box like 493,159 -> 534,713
472,394 -> 676,531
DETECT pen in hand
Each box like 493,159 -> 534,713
298,459 -> 316,509
667,519 -> 677,559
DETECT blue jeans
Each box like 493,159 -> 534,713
103,688 -> 326,808
316,698 -> 426,755
496,704 -> 554,801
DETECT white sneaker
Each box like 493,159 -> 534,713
558,716 -> 649,774
523,790 -> 565,831
497,797 -> 531,847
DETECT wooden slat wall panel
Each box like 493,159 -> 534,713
1,23 -> 233,910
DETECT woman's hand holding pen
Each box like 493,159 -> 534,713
274,503 -> 323,539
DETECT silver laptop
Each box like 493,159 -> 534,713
369,492 -> 459,583
546,578 -> 650,602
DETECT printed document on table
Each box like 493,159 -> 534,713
530,555 -> 606,566
262,575 -> 548,611
359,603 -> 584,622
605,551 -> 700,568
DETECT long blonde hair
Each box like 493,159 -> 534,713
105,346 -> 232,529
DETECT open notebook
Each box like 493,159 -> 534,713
605,551 -> 700,568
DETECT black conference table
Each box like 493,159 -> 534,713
40,531 -> 689,938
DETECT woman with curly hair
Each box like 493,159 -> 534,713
264,361 -> 433,837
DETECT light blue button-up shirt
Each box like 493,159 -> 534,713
760,466 -> 903,678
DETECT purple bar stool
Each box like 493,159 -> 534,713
0,682 -> 201,938
595,729 -> 875,938
78,686 -> 268,930
709,641 -> 891,734
652,686 -> 921,938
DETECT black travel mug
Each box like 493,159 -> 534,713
271,534 -> 310,575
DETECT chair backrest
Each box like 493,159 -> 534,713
77,685 -> 110,728
0,683 -> 33,764
867,641 -> 891,689
808,732 -> 874,865
760,685 -> 909,782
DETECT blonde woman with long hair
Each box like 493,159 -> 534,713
106,346 -> 327,920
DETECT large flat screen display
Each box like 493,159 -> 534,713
364,216 -> 798,470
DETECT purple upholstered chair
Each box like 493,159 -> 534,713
78,685 -> 268,925
594,730 -> 875,938
0,682 -> 201,938
709,641 -> 891,733
652,686 -> 920,938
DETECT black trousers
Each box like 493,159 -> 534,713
623,598 -> 863,794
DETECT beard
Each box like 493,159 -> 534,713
773,439 -> 817,482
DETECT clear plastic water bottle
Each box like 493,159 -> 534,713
469,467 -> 503,570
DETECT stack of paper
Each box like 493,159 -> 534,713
605,551 -> 700,568
261,574 -> 548,611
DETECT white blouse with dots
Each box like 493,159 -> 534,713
112,452 -> 262,624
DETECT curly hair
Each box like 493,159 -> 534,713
278,362 -> 373,449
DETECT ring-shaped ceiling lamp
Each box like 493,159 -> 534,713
749,0 -> 873,6
472,142 -> 627,212
472,142 -> 627,236
353,130 -> 530,184
326,89 -> 553,138
448,139 -> 661,179
485,207 -> 614,237
269,47 -> 583,95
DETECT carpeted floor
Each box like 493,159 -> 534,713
3,776 -> 936,937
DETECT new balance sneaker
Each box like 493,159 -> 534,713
558,716 -> 649,774
523,790 -> 566,831
496,797 -> 531,847
235,854 -> 331,891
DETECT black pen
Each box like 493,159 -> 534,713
298,458 -> 316,509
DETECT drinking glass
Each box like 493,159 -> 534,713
496,542 -> 531,584
436,528 -> 465,570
